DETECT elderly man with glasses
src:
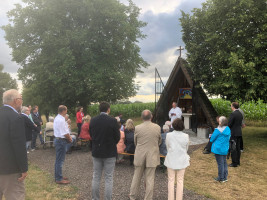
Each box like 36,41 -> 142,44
0,89 -> 28,200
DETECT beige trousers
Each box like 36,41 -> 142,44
129,165 -> 156,200
167,168 -> 185,200
0,173 -> 25,200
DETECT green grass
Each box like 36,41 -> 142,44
25,164 -> 79,200
184,126 -> 267,200
245,120 -> 267,127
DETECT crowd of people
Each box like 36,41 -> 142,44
0,89 -> 244,200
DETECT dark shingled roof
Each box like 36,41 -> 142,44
153,57 -> 218,129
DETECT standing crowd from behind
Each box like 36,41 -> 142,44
0,89 -> 245,200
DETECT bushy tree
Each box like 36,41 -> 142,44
3,0 -> 148,113
180,0 -> 267,102
0,64 -> 18,105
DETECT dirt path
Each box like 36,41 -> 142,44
28,144 -> 211,200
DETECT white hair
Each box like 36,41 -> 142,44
3,89 -> 20,104
21,106 -> 29,113
165,121 -> 171,126
163,125 -> 169,132
219,116 -> 228,127
49,116 -> 54,122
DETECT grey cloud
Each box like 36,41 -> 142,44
135,0 -> 205,95
139,11 -> 183,55
139,0 -> 204,77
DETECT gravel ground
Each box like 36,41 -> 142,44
28,143 -> 211,200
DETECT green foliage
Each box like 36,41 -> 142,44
0,64 -> 17,105
180,0 -> 267,102
210,98 -> 267,121
210,98 -> 232,116
241,99 -> 267,121
2,0 -> 148,114
87,102 -> 155,119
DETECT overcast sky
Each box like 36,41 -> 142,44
0,0 -> 205,102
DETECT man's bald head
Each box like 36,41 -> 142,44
141,110 -> 152,121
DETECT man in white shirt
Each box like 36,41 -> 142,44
54,105 -> 72,184
168,102 -> 182,124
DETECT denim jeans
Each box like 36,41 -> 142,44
65,137 -> 76,152
54,138 -> 68,181
215,154 -> 228,181
26,141 -> 31,151
38,132 -> 44,144
92,157 -> 116,200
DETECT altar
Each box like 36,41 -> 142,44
153,57 -> 218,133
182,113 -> 193,129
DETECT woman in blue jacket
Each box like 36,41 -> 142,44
210,116 -> 231,182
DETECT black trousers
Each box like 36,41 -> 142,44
77,123 -> 82,136
231,136 -> 242,166
240,136 -> 243,150
129,155 -> 134,165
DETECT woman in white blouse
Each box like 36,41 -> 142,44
164,118 -> 190,200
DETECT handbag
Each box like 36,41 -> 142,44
230,139 -> 236,152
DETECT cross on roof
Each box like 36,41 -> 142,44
177,46 -> 184,57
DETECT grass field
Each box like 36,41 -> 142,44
184,126 -> 267,200
24,164 -> 78,200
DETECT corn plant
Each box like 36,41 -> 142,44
87,103 -> 155,118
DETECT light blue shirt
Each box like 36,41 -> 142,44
21,113 -> 29,118
4,104 -> 18,113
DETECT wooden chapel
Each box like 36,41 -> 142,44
153,57 -> 218,133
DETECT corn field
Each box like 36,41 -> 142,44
87,99 -> 266,121
87,103 -> 155,118
210,98 -> 267,121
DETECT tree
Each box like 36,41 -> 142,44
0,64 -> 18,105
180,0 -> 267,102
3,0 -> 148,113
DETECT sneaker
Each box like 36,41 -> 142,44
221,179 -> 228,183
214,177 -> 220,181
214,177 -> 223,182
31,149 -> 35,152
27,151 -> 30,154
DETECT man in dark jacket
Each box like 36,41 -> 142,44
31,105 -> 43,150
89,102 -> 120,200
228,102 -> 243,167
0,89 -> 28,200
21,106 -> 39,153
